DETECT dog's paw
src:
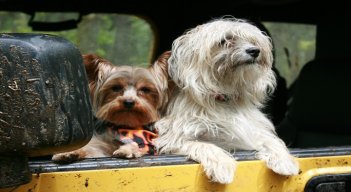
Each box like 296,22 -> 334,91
52,151 -> 81,163
267,155 -> 299,176
202,154 -> 236,184
113,142 -> 145,159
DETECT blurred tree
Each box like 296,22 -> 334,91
0,12 -> 153,67
264,22 -> 316,87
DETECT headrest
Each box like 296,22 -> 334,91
287,59 -> 351,133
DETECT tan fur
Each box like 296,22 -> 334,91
52,53 -> 168,162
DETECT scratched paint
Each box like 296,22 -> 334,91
1,156 -> 351,192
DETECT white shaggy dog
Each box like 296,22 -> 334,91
154,17 -> 299,184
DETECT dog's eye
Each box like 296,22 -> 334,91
111,85 -> 123,92
220,35 -> 235,47
139,87 -> 151,93
220,39 -> 227,46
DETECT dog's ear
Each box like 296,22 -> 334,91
149,51 -> 176,114
82,54 -> 114,103
82,53 -> 113,83
149,51 -> 171,79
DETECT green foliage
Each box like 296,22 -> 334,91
0,12 -> 32,33
263,22 -> 316,87
0,11 -> 153,67
129,16 -> 153,66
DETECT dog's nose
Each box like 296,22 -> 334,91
246,47 -> 260,58
123,99 -> 135,109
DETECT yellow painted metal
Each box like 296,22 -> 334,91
1,155 -> 351,192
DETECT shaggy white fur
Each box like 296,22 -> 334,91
154,17 -> 299,184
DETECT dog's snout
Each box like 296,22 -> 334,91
246,47 -> 260,58
123,99 -> 135,109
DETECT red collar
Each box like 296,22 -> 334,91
214,94 -> 230,102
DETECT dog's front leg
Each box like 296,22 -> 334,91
52,148 -> 88,163
52,136 -> 115,162
255,133 -> 299,176
179,141 -> 237,184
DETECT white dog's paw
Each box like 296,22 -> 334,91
202,155 -> 237,184
267,155 -> 300,176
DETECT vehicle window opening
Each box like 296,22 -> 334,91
0,11 -> 154,67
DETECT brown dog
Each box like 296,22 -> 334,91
52,52 -> 170,162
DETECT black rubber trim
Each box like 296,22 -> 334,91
305,173 -> 351,192
28,146 -> 351,174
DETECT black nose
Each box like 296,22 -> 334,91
123,99 -> 135,109
246,47 -> 260,58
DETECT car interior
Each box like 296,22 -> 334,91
277,20 -> 351,148
1,0 -> 351,189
